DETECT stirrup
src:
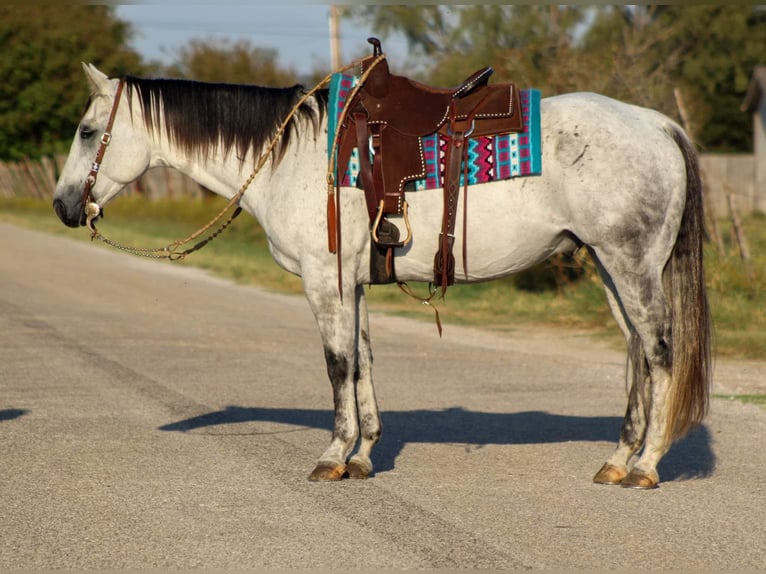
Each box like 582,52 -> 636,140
371,200 -> 412,248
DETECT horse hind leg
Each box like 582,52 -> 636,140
589,248 -> 676,489
591,257 -> 651,485
594,334 -> 653,485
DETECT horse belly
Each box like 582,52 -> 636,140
392,179 -> 571,283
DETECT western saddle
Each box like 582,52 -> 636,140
331,38 -> 524,292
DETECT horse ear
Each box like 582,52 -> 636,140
81,62 -> 111,94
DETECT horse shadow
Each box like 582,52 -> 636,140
0,409 -> 28,422
159,406 -> 715,482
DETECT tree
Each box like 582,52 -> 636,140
347,5 -> 587,86
581,5 -> 765,151
347,5 -> 766,152
0,6 -> 144,160
646,5 -> 766,151
162,39 -> 300,86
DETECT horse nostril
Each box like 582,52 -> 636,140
52,198 -> 81,228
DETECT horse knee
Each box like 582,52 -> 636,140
324,347 -> 350,383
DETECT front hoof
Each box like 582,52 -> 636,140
621,469 -> 659,489
346,456 -> 372,479
308,463 -> 346,482
593,463 -> 628,485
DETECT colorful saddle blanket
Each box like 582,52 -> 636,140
328,72 -> 542,189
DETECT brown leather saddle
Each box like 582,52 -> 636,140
333,38 -> 524,290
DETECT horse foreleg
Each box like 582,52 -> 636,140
304,282 -> 361,482
346,286 -> 381,479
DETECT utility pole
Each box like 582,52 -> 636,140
329,5 -> 341,70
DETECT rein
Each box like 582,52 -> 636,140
83,69 -> 344,260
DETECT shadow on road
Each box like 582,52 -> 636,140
160,406 -> 716,481
0,409 -> 28,422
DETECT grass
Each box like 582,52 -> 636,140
2,195 -> 764,360
714,394 -> 766,409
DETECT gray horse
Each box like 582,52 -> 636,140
53,64 -> 711,489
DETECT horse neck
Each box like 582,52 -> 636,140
122,89 -> 242,201
144,128 -> 248,202
138,95 -> 327,205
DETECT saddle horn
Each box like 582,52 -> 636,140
367,37 -> 382,57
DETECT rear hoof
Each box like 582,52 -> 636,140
308,463 -> 346,482
346,457 -> 372,479
593,463 -> 628,485
621,469 -> 659,489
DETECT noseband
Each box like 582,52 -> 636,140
81,79 -> 125,217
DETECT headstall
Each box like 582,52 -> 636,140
81,79 -> 125,218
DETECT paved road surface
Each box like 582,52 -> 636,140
1,223 -> 764,569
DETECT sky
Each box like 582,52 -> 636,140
115,4 -> 408,77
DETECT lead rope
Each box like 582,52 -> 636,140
86,58 -> 369,260
396,282 -> 443,337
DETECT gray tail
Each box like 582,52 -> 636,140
662,126 -> 713,442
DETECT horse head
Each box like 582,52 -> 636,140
53,64 -> 151,227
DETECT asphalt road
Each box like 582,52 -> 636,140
1,223 -> 765,570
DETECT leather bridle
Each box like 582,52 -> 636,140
81,79 -> 125,218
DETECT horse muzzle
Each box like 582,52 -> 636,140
52,197 -> 101,228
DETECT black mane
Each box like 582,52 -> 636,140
122,76 -> 328,166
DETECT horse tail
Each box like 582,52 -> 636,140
663,126 -> 713,443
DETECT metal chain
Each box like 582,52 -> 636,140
89,207 -> 243,260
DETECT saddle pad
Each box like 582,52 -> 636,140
327,72 -> 542,189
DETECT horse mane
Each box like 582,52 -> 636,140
122,76 -> 328,167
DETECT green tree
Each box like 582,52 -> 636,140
0,6 -> 144,161
348,5 -> 587,86
347,5 -> 766,152
580,5 -> 765,151
162,39 -> 300,86
647,5 -> 766,151
571,6 -> 683,116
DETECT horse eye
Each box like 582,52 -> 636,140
80,126 -> 96,140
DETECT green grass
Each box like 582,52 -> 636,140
2,196 -> 764,360
714,394 -> 766,409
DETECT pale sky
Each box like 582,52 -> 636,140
115,4 -> 408,77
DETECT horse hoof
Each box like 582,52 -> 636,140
621,469 -> 659,489
346,457 -> 372,479
593,463 -> 628,485
308,463 -> 346,482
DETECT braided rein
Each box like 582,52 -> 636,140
83,65 -> 351,260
